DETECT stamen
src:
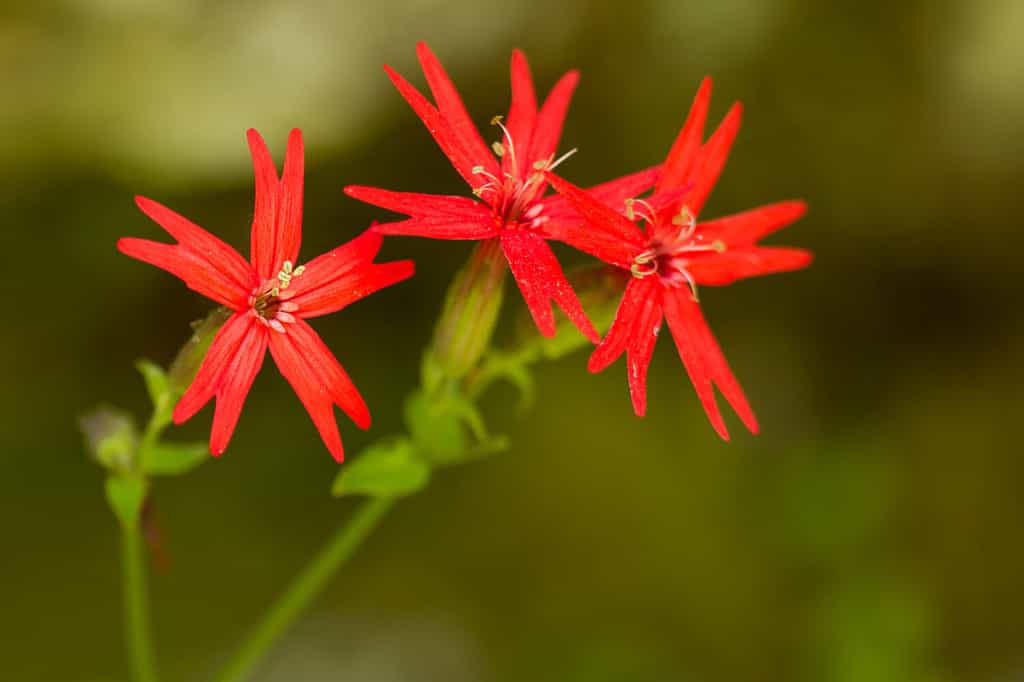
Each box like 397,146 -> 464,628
490,115 -> 518,171
545,147 -> 578,172
276,261 -> 305,290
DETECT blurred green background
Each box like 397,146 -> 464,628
3,0 -> 1023,680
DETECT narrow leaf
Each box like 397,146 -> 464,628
135,360 -> 169,409
143,441 -> 209,476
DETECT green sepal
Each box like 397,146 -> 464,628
105,475 -> 147,530
167,307 -> 232,395
331,437 -> 430,499
142,441 -> 209,476
428,239 -> 506,381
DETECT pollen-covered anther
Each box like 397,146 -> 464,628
624,198 -> 658,226
630,251 -> 659,279
490,115 -> 518,167
249,268 -> 303,333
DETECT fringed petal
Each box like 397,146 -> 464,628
696,201 -> 807,246
415,42 -> 500,181
656,77 -> 712,194
269,319 -> 371,462
663,291 -> 758,439
689,247 -> 813,285
686,102 -> 742,216
117,237 -> 251,309
500,229 -> 599,342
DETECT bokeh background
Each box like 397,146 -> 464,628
3,0 -> 1023,680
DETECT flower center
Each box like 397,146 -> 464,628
471,116 -> 577,228
248,261 -> 304,333
627,202 -> 724,301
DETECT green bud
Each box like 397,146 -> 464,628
79,406 -> 139,473
167,306 -> 232,395
426,239 -> 506,383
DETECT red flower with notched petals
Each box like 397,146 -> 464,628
345,43 -> 657,343
118,129 -> 414,461
546,79 -> 812,439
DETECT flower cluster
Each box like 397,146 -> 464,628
119,43 -> 810,461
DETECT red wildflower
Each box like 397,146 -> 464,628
118,129 -> 414,461
545,79 -> 812,439
345,43 -> 657,343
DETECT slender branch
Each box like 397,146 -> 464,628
213,497 -> 395,682
122,525 -> 159,682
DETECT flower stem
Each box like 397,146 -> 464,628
122,524 -> 159,682
213,497 -> 395,682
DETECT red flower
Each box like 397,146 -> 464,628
545,79 -> 812,439
345,43 -> 657,343
118,129 -> 414,461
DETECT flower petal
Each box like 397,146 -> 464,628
663,291 -> 758,439
209,323 -> 268,456
686,102 -> 742,216
504,48 -> 538,179
117,238 -> 250,309
415,42 -> 500,181
268,319 -> 371,462
344,185 -> 490,220
528,70 -> 579,167
543,165 -> 660,222
385,64 -> 490,191
500,229 -> 599,342
288,230 -> 415,318
626,282 -> 664,417
247,129 -> 280,280
171,312 -> 268,456
133,195 -> 254,289
276,128 -> 304,271
656,77 -> 712,194
372,216 -> 499,240
689,247 -> 813,285
696,201 -> 807,246
544,172 -> 646,265
248,129 -> 304,279
588,277 -> 663,416
173,312 -> 253,425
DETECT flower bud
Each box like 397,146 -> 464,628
79,406 -> 139,473
426,239 -> 507,383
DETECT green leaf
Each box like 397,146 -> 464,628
403,390 -> 468,463
142,441 -> 209,476
105,475 -> 147,530
135,360 -> 168,408
332,438 -> 430,498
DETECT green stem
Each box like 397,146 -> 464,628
213,497 -> 395,682
122,525 -> 159,682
